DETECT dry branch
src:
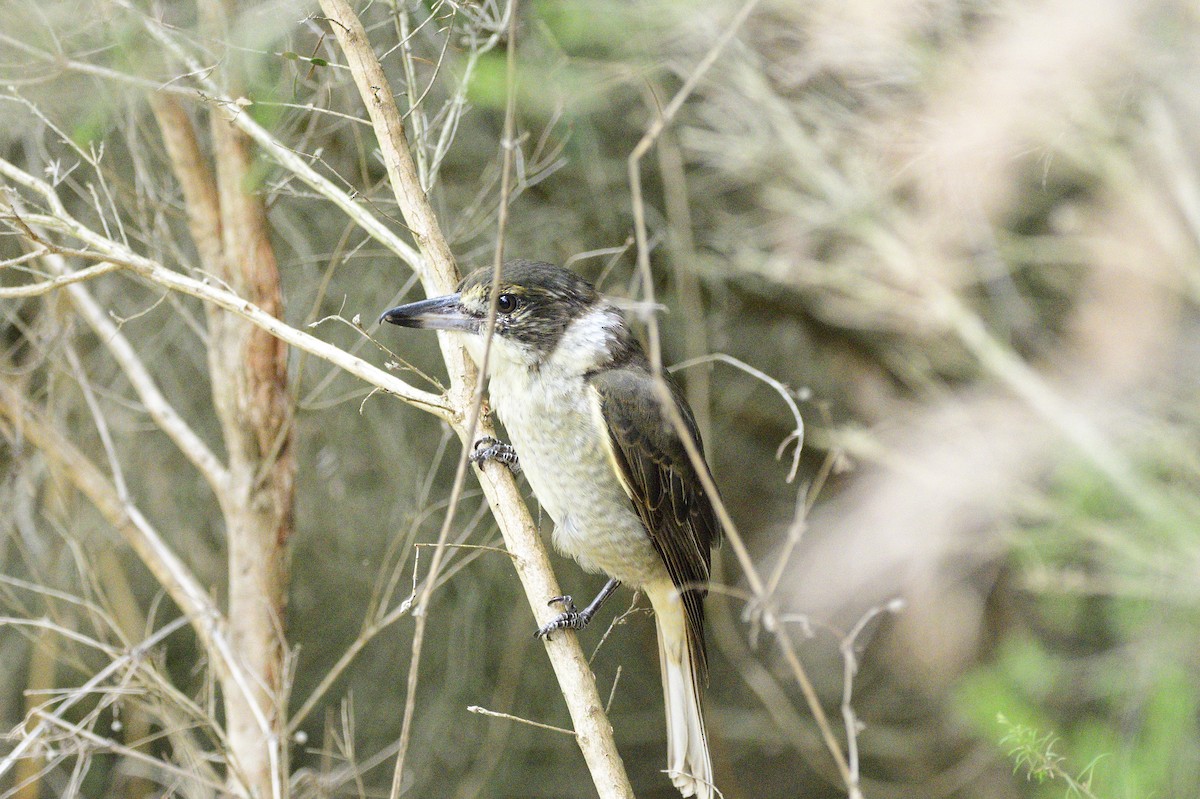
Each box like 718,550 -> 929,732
46,249 -> 230,498
315,2 -> 634,797
0,384 -> 229,696
0,156 -> 449,417
0,260 -> 123,298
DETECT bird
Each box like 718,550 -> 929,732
380,259 -> 720,799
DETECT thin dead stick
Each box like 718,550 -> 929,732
466,706 -> 576,737
623,0 -> 856,792
670,353 -> 805,482
63,341 -> 130,505
46,249 -> 231,498
0,260 -> 123,297
288,593 -> 415,734
0,617 -> 119,659
657,129 -> 712,440
839,599 -> 905,799
0,31 -> 192,97
644,192 -> 857,799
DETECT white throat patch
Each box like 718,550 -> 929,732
545,303 -> 621,376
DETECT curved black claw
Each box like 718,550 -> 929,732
470,436 -> 521,474
535,596 -> 592,640
533,580 -> 621,640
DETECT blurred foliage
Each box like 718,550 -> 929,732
959,445 -> 1200,799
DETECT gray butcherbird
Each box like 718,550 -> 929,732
380,260 -> 720,799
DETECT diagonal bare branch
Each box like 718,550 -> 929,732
48,248 -> 231,499
0,261 -> 123,298
314,2 -> 635,798
0,156 -> 451,419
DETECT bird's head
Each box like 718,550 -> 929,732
380,260 -> 625,373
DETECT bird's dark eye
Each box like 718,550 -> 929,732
496,294 -> 519,313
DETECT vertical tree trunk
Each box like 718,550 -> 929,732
206,109 -> 294,796
157,3 -> 296,791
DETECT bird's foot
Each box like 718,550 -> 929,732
533,580 -> 621,640
470,436 -> 521,474
534,595 -> 594,639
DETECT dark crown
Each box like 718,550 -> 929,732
458,260 -> 599,304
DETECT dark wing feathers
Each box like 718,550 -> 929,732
588,366 -> 720,680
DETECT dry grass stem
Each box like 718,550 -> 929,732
670,353 -> 804,481
625,0 -> 857,791
0,261 -> 124,298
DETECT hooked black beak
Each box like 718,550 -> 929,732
378,293 -> 481,334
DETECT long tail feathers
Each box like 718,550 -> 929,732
648,582 -> 713,799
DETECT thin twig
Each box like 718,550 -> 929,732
0,260 -> 123,297
838,599 -> 905,799
288,594 -> 415,733
413,542 -> 517,558
763,437 -> 844,603
670,353 -> 804,482
466,706 -> 576,737
623,0 -> 856,791
589,592 -> 646,666
43,248 -> 232,498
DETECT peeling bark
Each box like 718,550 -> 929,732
153,28 -> 294,795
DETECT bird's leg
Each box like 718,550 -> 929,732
470,436 -> 521,474
535,579 -> 621,639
